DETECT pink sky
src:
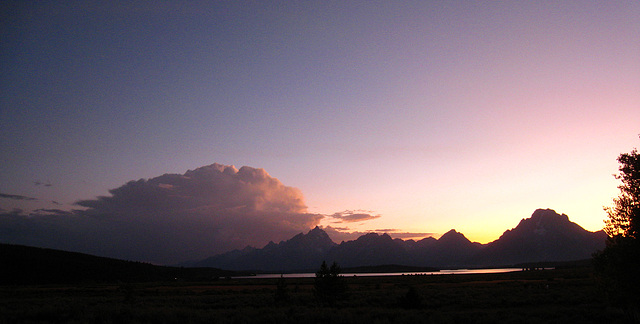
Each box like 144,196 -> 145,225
1,1 -> 639,259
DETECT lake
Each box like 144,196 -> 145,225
235,267 -> 528,278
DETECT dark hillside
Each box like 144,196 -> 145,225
0,244 -> 246,284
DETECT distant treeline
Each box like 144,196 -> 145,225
513,259 -> 594,270
341,264 -> 439,274
0,244 -> 249,285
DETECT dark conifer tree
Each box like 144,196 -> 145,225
314,261 -> 347,305
594,144 -> 640,322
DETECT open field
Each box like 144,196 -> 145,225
0,267 -> 632,324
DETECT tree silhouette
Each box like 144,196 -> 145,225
594,145 -> 640,322
314,261 -> 347,305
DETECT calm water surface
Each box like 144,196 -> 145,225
235,268 -> 526,279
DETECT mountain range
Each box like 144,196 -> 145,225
192,209 -> 607,272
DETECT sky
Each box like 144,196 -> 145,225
1,1 -> 639,264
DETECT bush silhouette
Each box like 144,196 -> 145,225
398,286 -> 422,309
274,274 -> 289,303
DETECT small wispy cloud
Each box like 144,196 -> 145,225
328,210 -> 381,223
33,181 -> 52,187
370,228 -> 435,240
32,209 -> 74,216
0,207 -> 25,215
0,193 -> 38,201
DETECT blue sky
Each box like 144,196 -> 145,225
1,1 -> 639,262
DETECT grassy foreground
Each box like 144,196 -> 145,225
0,267 -> 631,324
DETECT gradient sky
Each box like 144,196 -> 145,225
1,1 -> 639,249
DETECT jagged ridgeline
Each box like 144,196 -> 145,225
193,209 -> 606,272
2,209 -> 607,279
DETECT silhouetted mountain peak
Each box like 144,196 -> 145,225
354,232 -> 394,245
277,227 -> 336,251
416,236 -> 437,245
528,208 -> 569,227
307,226 -> 333,241
439,229 -> 463,240
530,208 -> 569,222
438,229 -> 474,244
511,208 -> 577,237
195,226 -> 337,271
435,229 -> 481,260
326,232 -> 408,267
481,208 -> 607,266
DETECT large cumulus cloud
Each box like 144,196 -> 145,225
0,163 -> 322,264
